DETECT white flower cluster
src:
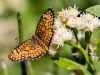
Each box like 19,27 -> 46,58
48,23 -> 73,55
58,5 -> 80,22
58,5 -> 100,31
52,26 -> 73,47
79,13 -> 100,31
48,26 -> 73,55
48,5 -> 100,55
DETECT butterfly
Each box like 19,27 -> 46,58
8,8 -> 55,62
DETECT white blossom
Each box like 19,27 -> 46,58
53,17 -> 63,29
48,23 -> 73,55
51,26 -> 73,47
48,45 -> 57,56
58,5 -> 80,22
57,5 -> 100,32
80,13 -> 100,32
89,43 -> 98,60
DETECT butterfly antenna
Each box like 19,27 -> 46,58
15,37 -> 19,40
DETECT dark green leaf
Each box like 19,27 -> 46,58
95,38 -> 100,57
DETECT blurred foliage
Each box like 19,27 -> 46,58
0,0 -> 100,75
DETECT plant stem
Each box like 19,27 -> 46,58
72,28 -> 78,42
1,60 -> 8,75
21,61 -> 27,75
17,12 -> 27,75
85,31 -> 92,53
70,41 -> 90,64
4,69 -> 8,75
26,61 -> 34,75
77,42 -> 90,64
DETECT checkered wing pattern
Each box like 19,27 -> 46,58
8,35 -> 48,62
8,8 -> 54,62
35,8 -> 54,47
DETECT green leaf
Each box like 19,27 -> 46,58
92,59 -> 100,73
85,5 -> 100,17
95,38 -> 100,57
52,57 -> 86,70
51,57 -> 92,74
82,70 -> 92,75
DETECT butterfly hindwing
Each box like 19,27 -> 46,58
8,39 -> 31,62
8,35 -> 48,62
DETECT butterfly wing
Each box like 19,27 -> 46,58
8,8 -> 54,62
8,36 -> 48,62
8,39 -> 31,62
35,8 -> 54,47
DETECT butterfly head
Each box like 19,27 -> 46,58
30,34 -> 34,38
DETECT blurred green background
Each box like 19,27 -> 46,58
0,0 -> 100,75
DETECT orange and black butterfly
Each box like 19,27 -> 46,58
8,8 -> 55,62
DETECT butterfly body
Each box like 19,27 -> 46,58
8,8 -> 55,62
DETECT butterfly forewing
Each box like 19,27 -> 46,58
35,8 -> 54,47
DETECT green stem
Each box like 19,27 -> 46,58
26,61 -> 34,75
78,42 -> 89,64
86,43 -> 89,53
17,12 -> 27,75
2,66 -> 8,75
4,69 -> 8,75
21,62 -> 27,75
17,12 -> 24,43
72,28 -> 78,42
70,41 -> 90,64
1,60 -> 8,75
85,31 -> 92,53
